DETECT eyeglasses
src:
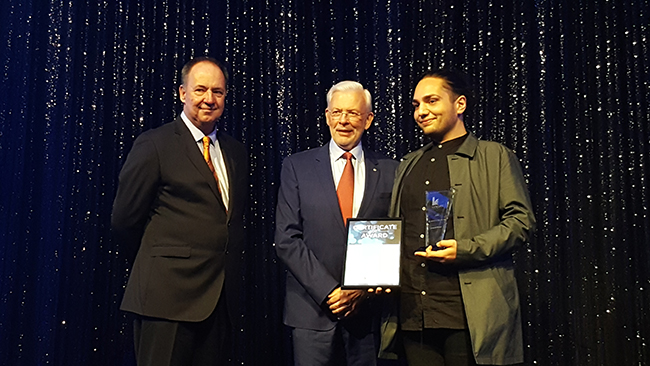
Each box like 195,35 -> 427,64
329,110 -> 363,122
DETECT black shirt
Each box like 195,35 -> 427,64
399,134 -> 468,331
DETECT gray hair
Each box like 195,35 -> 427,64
326,81 -> 372,112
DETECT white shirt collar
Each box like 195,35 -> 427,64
180,111 -> 217,142
328,139 -> 364,161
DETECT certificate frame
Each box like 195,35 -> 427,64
341,218 -> 403,289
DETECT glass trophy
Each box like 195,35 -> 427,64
423,188 -> 456,251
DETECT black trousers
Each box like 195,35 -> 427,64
402,329 -> 476,366
133,292 -> 231,366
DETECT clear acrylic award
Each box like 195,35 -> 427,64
423,188 -> 456,251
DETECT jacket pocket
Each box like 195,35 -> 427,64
150,245 -> 191,258
491,265 -> 517,311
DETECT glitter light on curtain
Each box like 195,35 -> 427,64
1,0 -> 648,365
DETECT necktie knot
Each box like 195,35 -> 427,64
342,151 -> 353,161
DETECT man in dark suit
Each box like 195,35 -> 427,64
112,56 -> 248,366
275,81 -> 398,365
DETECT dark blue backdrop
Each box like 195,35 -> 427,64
1,0 -> 649,365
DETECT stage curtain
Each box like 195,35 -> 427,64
0,0 -> 648,365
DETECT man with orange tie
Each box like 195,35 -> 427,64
275,81 -> 398,365
112,57 -> 248,366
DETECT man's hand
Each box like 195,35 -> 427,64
326,287 -> 366,319
367,287 -> 391,294
414,239 -> 457,263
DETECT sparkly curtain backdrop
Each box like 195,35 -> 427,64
1,0 -> 648,365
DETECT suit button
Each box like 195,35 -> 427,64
421,291 -> 426,296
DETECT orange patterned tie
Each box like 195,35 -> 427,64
337,152 -> 354,225
202,136 -> 224,204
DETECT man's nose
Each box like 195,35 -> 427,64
417,103 -> 429,117
203,90 -> 216,104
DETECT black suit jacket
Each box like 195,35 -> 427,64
275,144 -> 398,330
112,116 -> 248,323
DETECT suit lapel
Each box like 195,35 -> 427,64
217,132 -> 237,222
313,146 -> 347,229
358,150 -> 379,217
175,118 -> 227,212
389,144 -> 429,217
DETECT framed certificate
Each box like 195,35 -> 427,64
341,218 -> 402,289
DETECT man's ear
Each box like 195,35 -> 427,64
179,85 -> 186,103
325,108 -> 334,127
456,95 -> 467,115
364,112 -> 375,130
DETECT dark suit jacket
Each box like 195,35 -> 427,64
275,144 -> 397,331
112,116 -> 248,324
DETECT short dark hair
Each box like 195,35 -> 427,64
419,69 -> 473,109
180,56 -> 229,87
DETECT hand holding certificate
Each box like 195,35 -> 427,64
341,219 -> 402,289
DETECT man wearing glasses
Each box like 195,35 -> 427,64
275,81 -> 398,365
